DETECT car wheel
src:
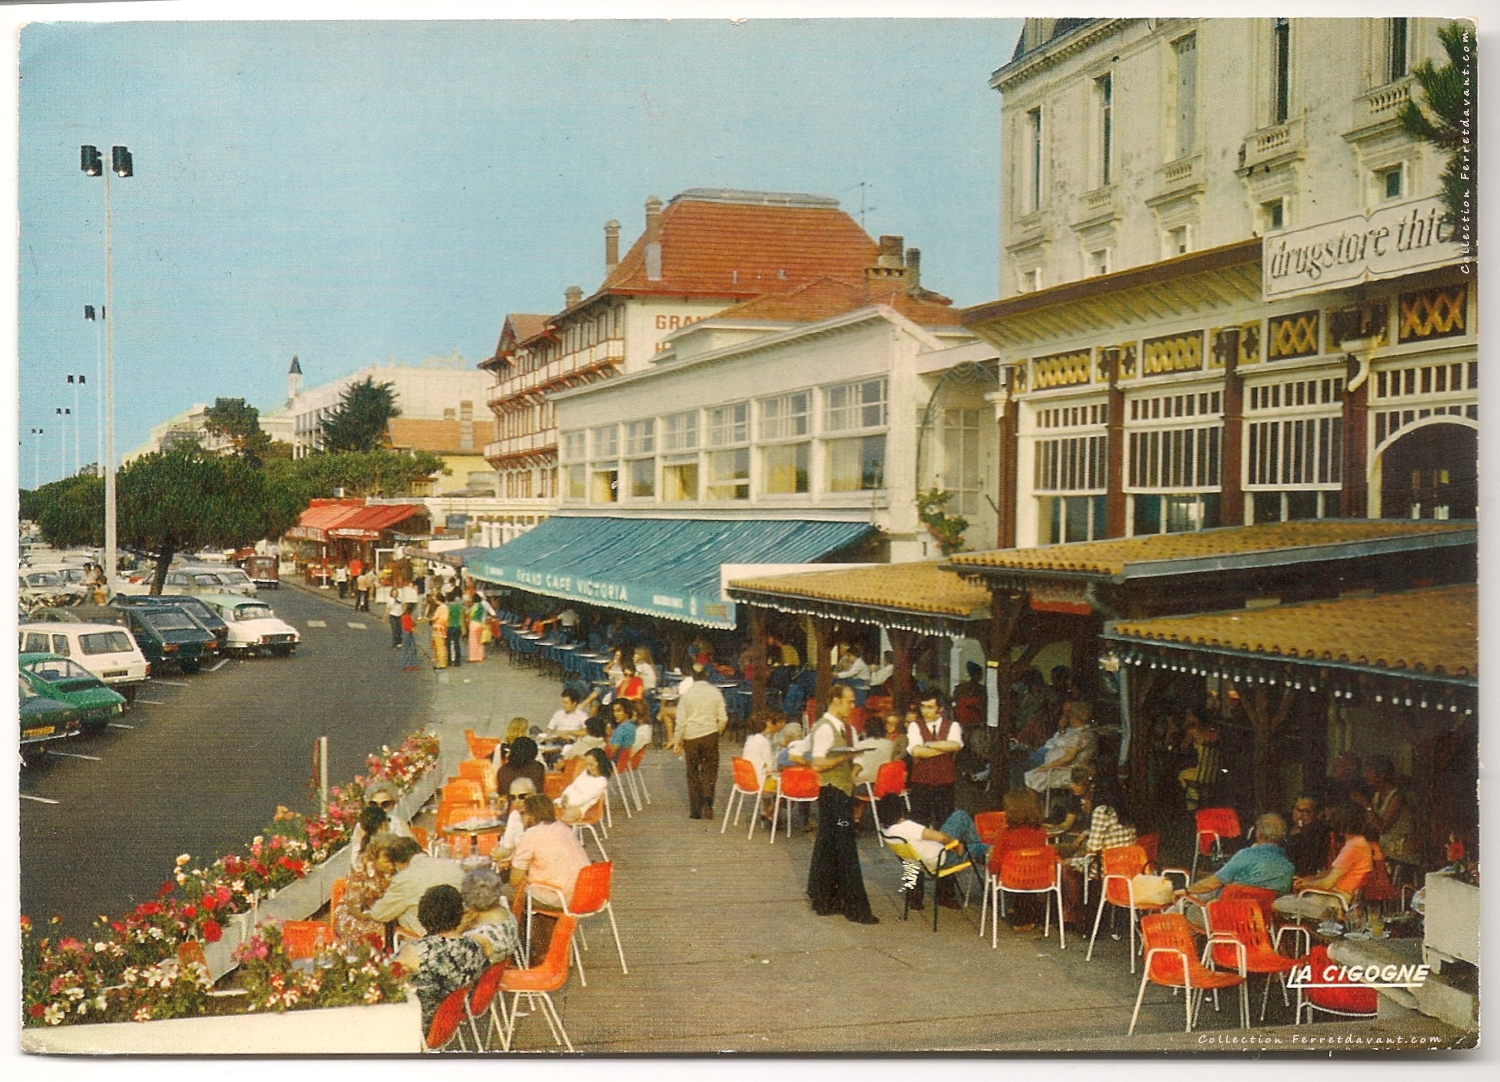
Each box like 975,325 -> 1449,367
181,659 -> 202,675
271,645 -> 292,658
21,746 -> 47,769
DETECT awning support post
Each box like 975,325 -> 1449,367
748,606 -> 769,717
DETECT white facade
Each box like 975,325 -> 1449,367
553,306 -> 990,562
286,357 -> 491,457
972,17 -> 1475,549
998,17 -> 1451,294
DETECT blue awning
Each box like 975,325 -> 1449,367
467,516 -> 873,628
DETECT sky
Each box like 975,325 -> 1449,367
16,16 -> 1020,486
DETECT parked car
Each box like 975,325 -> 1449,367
194,593 -> 300,658
155,566 -> 258,598
18,570 -> 89,612
19,653 -> 128,735
17,622 -> 149,701
241,555 -> 280,589
110,594 -> 231,656
19,674 -> 83,767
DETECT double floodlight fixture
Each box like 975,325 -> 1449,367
80,144 -> 132,178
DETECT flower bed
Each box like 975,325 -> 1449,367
21,730 -> 440,1029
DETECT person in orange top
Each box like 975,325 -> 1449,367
1272,802 -> 1374,922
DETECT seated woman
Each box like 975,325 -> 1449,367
1057,769 -> 1136,928
490,716 -> 532,774
1024,696 -> 1095,795
1272,803 -> 1375,922
561,715 -> 609,761
876,795 -> 987,910
458,866 -> 522,966
395,884 -> 489,1030
992,787 -> 1051,931
333,811 -> 396,950
495,736 -> 546,800
556,748 -> 612,822
614,658 -> 645,703
632,646 -> 658,693
603,701 -> 637,758
348,781 -> 413,858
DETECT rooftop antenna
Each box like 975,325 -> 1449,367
844,182 -> 877,232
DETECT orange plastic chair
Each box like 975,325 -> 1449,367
465,728 -> 501,761
177,940 -> 207,970
1204,898 -> 1300,1021
723,757 -> 770,839
770,766 -> 821,843
410,824 -> 429,850
444,779 -> 485,807
1220,884 -> 1279,931
974,810 -> 1008,848
980,846 -> 1065,949
1296,944 -> 1379,1023
424,984 -> 474,1051
1127,912 -> 1248,1035
465,962 -> 511,1051
854,759 -> 910,835
281,919 -> 333,960
526,861 -> 626,989
501,915 -> 579,1051
1136,832 -> 1161,867
560,756 -> 588,784
459,759 -> 498,799
628,747 -> 651,806
1087,844 -> 1177,972
543,772 -> 567,800
1193,807 -> 1243,879
571,797 -> 609,861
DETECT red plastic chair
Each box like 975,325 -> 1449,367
526,861 -> 626,988
543,772 -> 567,801
465,962 -> 511,1051
853,759 -> 910,835
559,756 -> 588,784
280,919 -> 332,960
1204,898 -> 1300,1021
465,728 -> 501,761
1296,944 -> 1379,1023
1087,845 -> 1177,972
1127,912 -> 1248,1035
980,846 -> 1065,950
628,746 -> 652,808
771,766 -> 821,843
1221,884 -> 1279,931
424,984 -> 475,1051
1136,832 -> 1160,867
570,796 -> 609,861
459,759 -> 498,799
1193,807 -> 1243,879
501,915 -> 579,1051
974,811 -> 1008,848
723,757 -> 771,839
444,778 -> 485,807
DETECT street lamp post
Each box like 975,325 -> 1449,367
84,306 -> 103,475
66,373 -> 87,475
82,144 -> 132,593
30,428 -> 44,490
55,407 -> 71,476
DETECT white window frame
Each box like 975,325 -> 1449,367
706,401 -> 751,501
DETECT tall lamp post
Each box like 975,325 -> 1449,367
66,373 -> 87,475
54,407 -> 71,476
84,306 -> 103,475
82,143 -> 132,593
29,427 -> 44,490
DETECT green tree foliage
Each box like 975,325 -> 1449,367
29,475 -> 105,548
315,377 -> 401,453
202,397 -> 276,465
264,449 -> 447,502
118,447 -> 303,593
1399,22 -> 1476,242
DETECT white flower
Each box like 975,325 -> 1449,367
232,879 -> 246,893
175,853 -> 191,866
75,1001 -> 89,1016
363,985 -> 382,1004
122,968 -> 139,985
133,1007 -> 152,1023
64,986 -> 84,1001
93,942 -> 108,953
93,995 -> 107,1011
43,1003 -> 65,1025
148,926 -> 165,940
252,836 -> 264,846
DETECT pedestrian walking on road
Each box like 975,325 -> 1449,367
387,590 -> 405,648
807,683 -> 879,924
446,592 -> 464,667
355,569 -> 373,612
429,594 -> 449,669
399,604 -> 420,670
334,563 -> 349,599
466,593 -> 486,663
668,661 -> 727,820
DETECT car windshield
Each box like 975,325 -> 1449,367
142,611 -> 198,632
56,568 -> 87,584
25,657 -> 97,683
219,571 -> 253,586
234,604 -> 275,621
25,572 -> 64,587
175,601 -> 219,622
81,631 -> 135,656
193,574 -> 223,586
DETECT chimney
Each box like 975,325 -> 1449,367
864,235 -> 909,291
604,219 -> 620,274
905,247 -> 921,293
564,285 -> 583,308
877,235 -> 904,268
644,195 -> 663,281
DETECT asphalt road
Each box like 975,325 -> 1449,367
19,585 -> 431,936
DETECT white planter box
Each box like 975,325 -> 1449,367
1423,871 -> 1480,969
21,998 -> 421,1054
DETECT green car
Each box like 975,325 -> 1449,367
19,674 -> 82,767
19,653 -> 128,735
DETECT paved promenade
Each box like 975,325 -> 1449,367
406,638 -> 1470,1054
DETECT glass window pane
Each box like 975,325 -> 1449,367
763,443 -> 810,494
628,458 -> 655,498
663,461 -> 699,502
707,448 -> 750,500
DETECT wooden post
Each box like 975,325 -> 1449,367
1124,667 -> 1157,825
996,367 -> 1019,549
748,605 -> 769,716
811,617 -> 833,714
889,629 -> 916,716
1244,684 -> 1297,814
987,593 -> 1027,791
1341,354 -> 1370,518
1104,348 -> 1127,538
1217,329 -> 1246,526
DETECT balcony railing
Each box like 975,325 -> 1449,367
489,338 -> 625,403
485,428 -> 559,462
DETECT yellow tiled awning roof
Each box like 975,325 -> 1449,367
947,521 -> 1474,579
1106,585 -> 1476,680
729,561 -> 991,621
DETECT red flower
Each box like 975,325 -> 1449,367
182,905 -> 197,920
199,893 -> 217,913
136,901 -> 163,918
215,886 -> 232,905
250,862 -> 269,877
27,1004 -> 44,1018
277,857 -> 306,877
157,881 -> 175,898
109,922 -> 125,934
202,920 -> 222,943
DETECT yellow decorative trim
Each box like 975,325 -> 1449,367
1269,311 -> 1320,359
1142,331 -> 1204,376
1398,285 -> 1467,342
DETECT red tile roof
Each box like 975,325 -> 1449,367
597,196 -> 879,300
716,276 -> 964,327
1107,585 -> 1476,680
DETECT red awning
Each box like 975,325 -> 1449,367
326,504 -> 427,541
284,500 -> 366,544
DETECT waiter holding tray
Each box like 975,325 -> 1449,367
806,683 -> 879,924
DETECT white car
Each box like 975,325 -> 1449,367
18,622 -> 150,700
158,567 -> 258,598
195,593 -> 299,657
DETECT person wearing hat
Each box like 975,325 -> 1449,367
669,660 -> 728,820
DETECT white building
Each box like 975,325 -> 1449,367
965,17 -> 1474,548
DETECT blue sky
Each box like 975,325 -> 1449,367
18,18 -> 1019,485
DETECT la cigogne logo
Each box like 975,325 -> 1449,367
1288,961 -> 1432,990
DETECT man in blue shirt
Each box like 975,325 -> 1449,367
1182,812 -> 1295,902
